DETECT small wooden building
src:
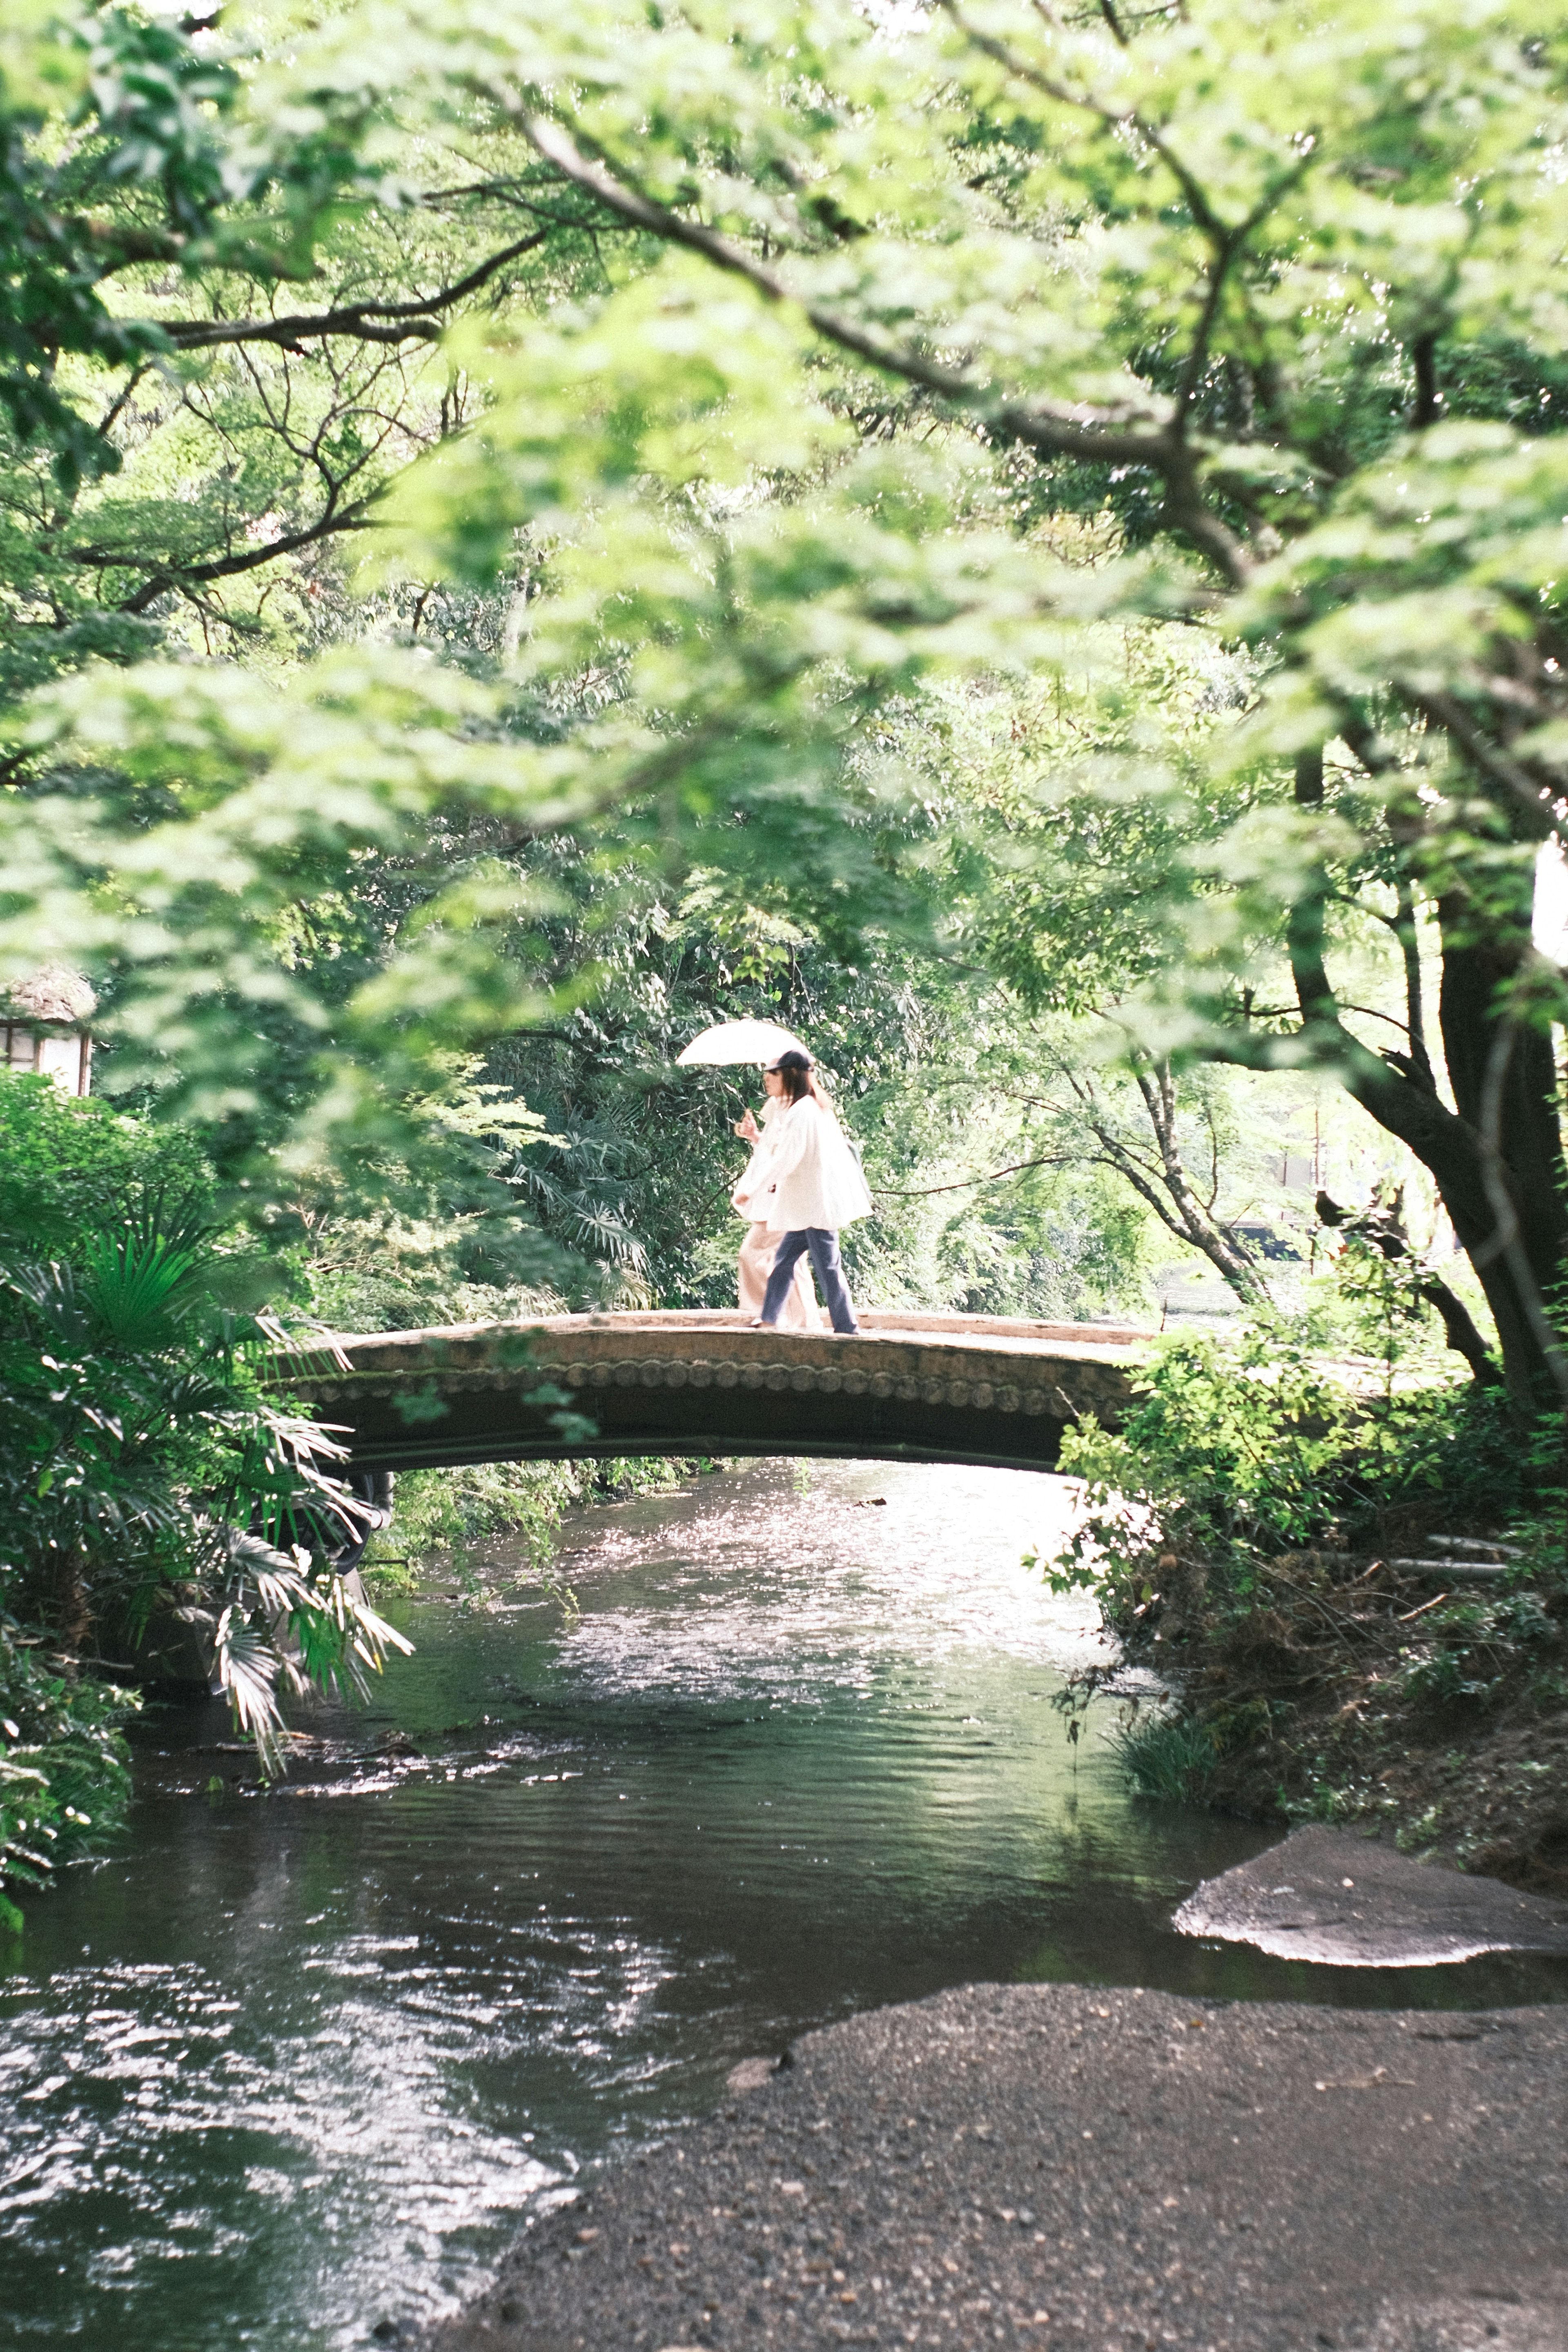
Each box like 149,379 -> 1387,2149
2,964 -> 95,1096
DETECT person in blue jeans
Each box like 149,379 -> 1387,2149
751,1050 -> 872,1335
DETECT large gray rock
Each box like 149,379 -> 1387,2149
1174,1824 -> 1568,1966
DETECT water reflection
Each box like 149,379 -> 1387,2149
2,1457 -> 1565,2352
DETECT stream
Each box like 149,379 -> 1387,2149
4,1456 -> 1567,2352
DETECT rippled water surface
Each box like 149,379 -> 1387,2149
5,1457 -> 1567,2352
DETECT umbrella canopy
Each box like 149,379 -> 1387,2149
676,1019 -> 809,1067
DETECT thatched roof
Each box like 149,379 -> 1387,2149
4,963 -> 97,1025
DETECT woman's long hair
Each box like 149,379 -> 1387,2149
771,1049 -> 824,1106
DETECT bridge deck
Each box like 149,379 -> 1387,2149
280,1310 -> 1151,1477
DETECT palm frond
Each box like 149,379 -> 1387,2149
78,1226 -> 202,1345
210,1607 -> 287,1773
2,1260 -> 92,1348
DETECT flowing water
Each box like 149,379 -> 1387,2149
4,1457 -> 1567,2352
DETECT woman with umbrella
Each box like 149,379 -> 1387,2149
676,1019 -> 822,1329
751,1049 -> 871,1335
731,1067 -> 821,1329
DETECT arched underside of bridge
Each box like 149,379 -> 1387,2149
281,1310 -> 1147,1479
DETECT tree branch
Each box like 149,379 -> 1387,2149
1392,877 -> 1438,1094
1337,707 -> 1403,781
1410,332 -> 1440,430
1155,440 -> 1254,586
96,362 -> 151,441
1170,235 -> 1237,424
1086,1131 -> 1202,1243
1316,1187 -> 1498,1385
63,214 -> 316,286
1415,1278 -> 1503,1386
874,1154 -> 1066,1198
519,116 -> 1178,474
1283,747 -> 1508,1180
162,231 -> 552,353
85,499 -> 383,612
1417,690 -> 1566,843
1477,1021 -> 1568,1412
64,215 -> 186,269
1130,1059 -> 1266,1296
944,3 -> 1232,240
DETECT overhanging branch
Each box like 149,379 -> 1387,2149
82,499 -> 384,612
520,118 -> 1176,469
1418,690 -> 1566,844
163,230 -> 552,354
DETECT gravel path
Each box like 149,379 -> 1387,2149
419,1981 -> 1568,2352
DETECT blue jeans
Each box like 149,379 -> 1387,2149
761,1228 -> 858,1334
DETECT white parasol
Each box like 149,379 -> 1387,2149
676,1018 -> 809,1067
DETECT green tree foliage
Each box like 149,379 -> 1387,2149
0,1061 -> 208,1250
1,651 -> 590,1202
0,1076 -> 413,1914
0,1630 -> 133,1937
1042,1253 -> 1556,1824
7,0 -> 1568,1404
13,0 -> 1568,1882
0,0 -> 620,694
368,0 -> 1568,1401
470,842 -> 1155,1315
1050,1323 -> 1514,1608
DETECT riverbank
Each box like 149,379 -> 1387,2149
360,1453 -> 733,1588
1107,1541 -> 1568,1889
422,1977 -> 1568,2351
1039,1302 -> 1568,1887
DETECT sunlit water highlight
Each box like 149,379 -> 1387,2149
4,1457 -> 1566,2352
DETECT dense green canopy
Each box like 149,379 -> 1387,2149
4,0 -> 1568,1398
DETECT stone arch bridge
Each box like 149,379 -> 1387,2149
280,1310 -> 1149,1479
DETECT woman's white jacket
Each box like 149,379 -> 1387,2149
759,1096 -> 873,1234
731,1096 -> 788,1221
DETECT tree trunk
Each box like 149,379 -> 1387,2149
1433,906 -> 1568,1406
53,1543 -> 93,1663
1311,1002 -> 1562,1410
1340,1068 -> 1560,1408
1288,749 -> 1567,1410
1062,1060 -> 1270,1304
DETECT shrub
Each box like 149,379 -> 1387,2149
0,1624 -> 135,1936
365,1454 -> 731,1584
1033,1274 -> 1556,1818
371,1461 -> 583,1574
0,1074 -> 209,1259
0,1075 -> 413,1913
1042,1312 -> 1525,1623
